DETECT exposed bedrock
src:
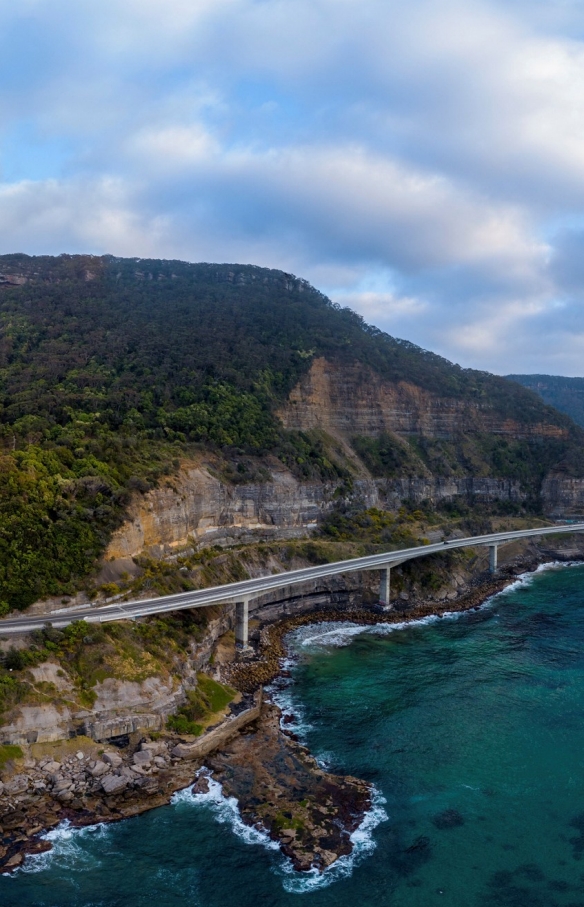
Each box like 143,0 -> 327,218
102,358 -> 584,564
278,357 -> 569,440
103,464 -> 581,565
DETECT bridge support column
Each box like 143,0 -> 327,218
379,567 -> 392,610
489,544 -> 498,574
235,598 -> 250,649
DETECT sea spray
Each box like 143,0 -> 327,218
17,821 -> 110,876
172,771 -> 280,852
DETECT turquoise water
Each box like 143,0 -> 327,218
4,563 -> 584,906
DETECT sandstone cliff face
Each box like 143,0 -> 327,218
101,358 -> 584,564
104,470 -> 531,562
105,462 -> 336,559
278,357 -> 568,440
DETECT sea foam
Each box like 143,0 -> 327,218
175,770 -> 387,894
17,820 -> 110,875
172,770 -> 280,851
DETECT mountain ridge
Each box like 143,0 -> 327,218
0,253 -> 583,610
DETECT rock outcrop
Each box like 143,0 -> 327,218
278,357 -> 569,440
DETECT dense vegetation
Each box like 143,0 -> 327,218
0,253 -> 581,610
508,374 -> 584,429
0,608 -> 221,717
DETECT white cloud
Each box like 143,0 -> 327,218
1,0 -> 584,373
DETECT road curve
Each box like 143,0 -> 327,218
2,523 -> 584,636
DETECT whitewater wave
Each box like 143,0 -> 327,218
176,770 -> 387,894
172,771 -> 280,852
16,820 -> 111,875
278,786 -> 388,894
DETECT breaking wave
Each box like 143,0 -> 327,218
175,770 -> 387,894
172,771 -> 280,852
17,820 -> 111,875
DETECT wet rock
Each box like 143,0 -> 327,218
192,774 -> 210,794
3,852 -> 23,870
24,839 -> 52,857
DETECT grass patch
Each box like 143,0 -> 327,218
167,673 -> 237,737
0,744 -> 23,768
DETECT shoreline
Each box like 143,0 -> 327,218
1,552 -> 581,875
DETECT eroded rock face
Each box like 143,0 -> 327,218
278,357 -> 569,441
98,359 -> 584,565
104,461 -> 334,560
0,705 -> 72,747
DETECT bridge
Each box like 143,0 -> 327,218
1,523 -> 584,645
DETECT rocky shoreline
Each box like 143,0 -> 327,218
227,566 -> 523,694
0,550 -> 581,875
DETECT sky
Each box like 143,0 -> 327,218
2,1 -> 584,375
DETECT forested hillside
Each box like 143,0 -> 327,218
0,253 -> 582,611
508,374 -> 584,429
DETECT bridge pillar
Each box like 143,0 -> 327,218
379,567 -> 392,610
235,598 -> 250,649
489,544 -> 498,574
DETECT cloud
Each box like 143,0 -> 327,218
1,0 -> 584,373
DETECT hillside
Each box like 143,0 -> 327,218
0,253 -> 583,611
507,374 -> 584,429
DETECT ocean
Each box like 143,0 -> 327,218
4,562 -> 584,906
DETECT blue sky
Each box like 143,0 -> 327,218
2,0 -> 584,375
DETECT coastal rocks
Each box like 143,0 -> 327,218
205,703 -> 372,873
101,775 -> 128,795
0,701 -> 264,872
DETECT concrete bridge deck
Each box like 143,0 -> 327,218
1,523 -> 584,645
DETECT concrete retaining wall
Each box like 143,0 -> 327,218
171,690 -> 262,761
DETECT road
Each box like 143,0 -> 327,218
1,522 -> 583,636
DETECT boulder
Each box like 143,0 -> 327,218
4,775 -> 29,795
89,761 -> 109,779
102,752 -> 123,769
52,780 -> 72,793
172,743 -> 197,760
100,774 -> 128,795
140,741 -> 167,757
132,750 -> 152,767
